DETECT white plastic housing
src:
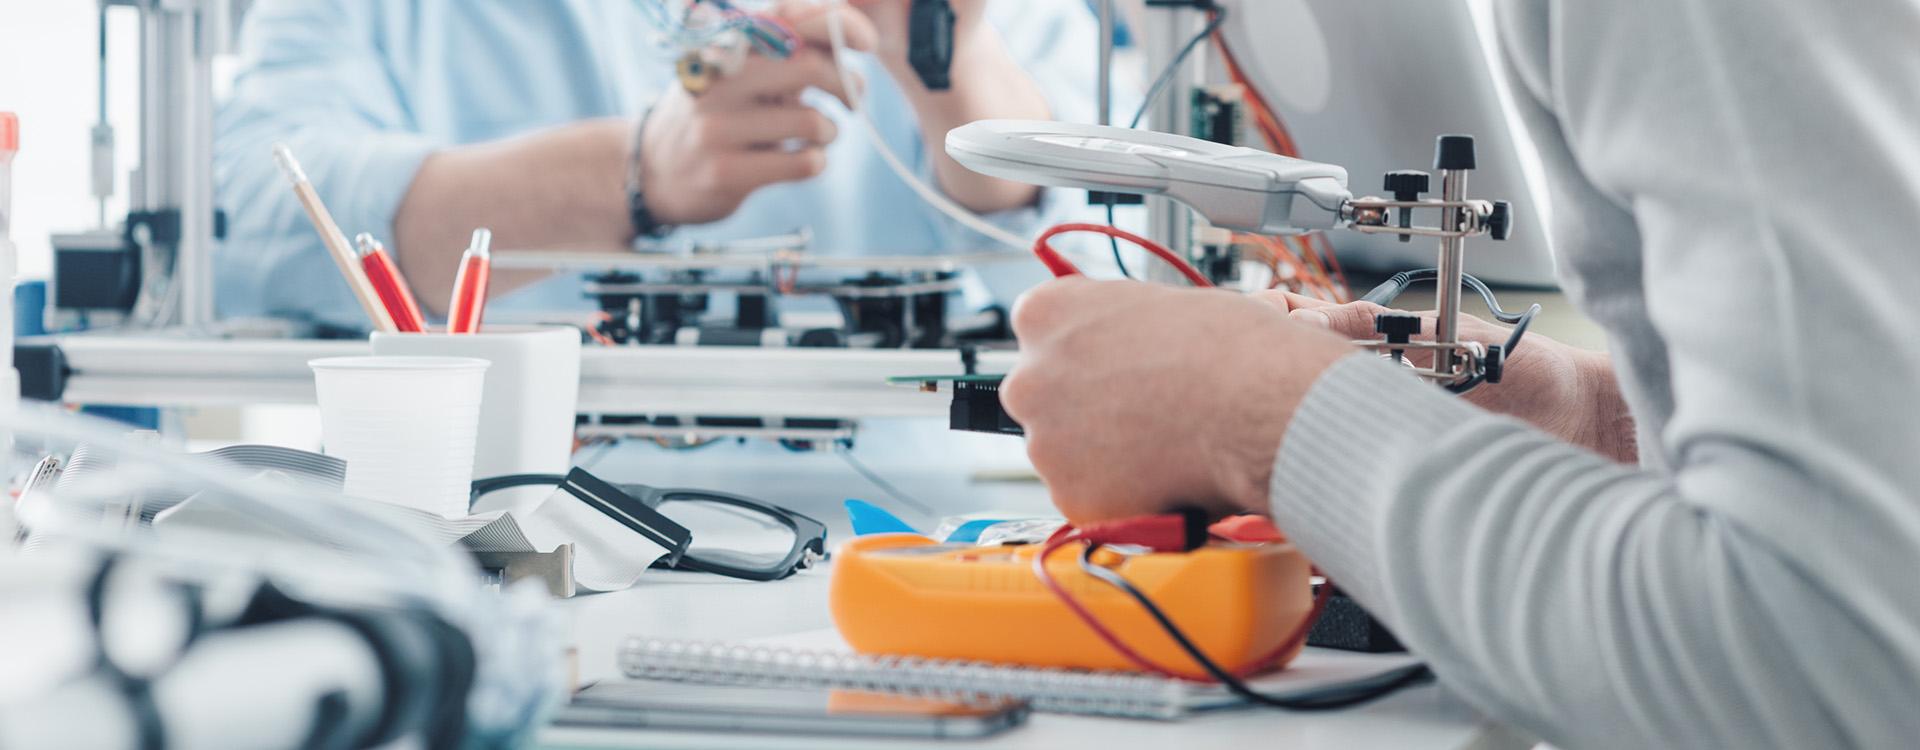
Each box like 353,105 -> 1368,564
946,120 -> 1351,234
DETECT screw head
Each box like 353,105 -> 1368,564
1383,170 -> 1430,198
1434,135 -> 1477,171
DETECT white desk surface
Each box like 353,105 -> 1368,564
527,437 -> 1524,750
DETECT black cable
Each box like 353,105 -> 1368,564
1102,8 -> 1228,279
1078,544 -> 1434,711
1360,269 -> 1527,323
1504,301 -> 1540,354
1106,200 -> 1133,279
1131,9 -> 1227,131
1359,268 -> 1542,359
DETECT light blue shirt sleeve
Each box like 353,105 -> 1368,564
215,0 -> 442,330
214,0 -> 1103,327
953,0 -> 1104,305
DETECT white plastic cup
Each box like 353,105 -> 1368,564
310,356 -> 489,518
370,326 -> 581,512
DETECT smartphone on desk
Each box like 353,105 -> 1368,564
555,682 -> 1030,740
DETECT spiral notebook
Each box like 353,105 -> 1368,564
616,629 -> 1425,721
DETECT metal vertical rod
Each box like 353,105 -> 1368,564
1434,169 -> 1468,376
1096,0 -> 1113,127
1141,5 -> 1204,281
136,0 -> 218,328
96,2 -> 111,228
138,2 -> 169,219
176,4 -> 217,327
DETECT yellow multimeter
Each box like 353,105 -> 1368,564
829,533 -> 1314,675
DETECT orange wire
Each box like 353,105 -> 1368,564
1215,32 -> 1298,157
1241,234 -> 1312,294
1296,238 -> 1341,301
1215,31 -> 1355,303
585,312 -> 616,346
1253,235 -> 1338,300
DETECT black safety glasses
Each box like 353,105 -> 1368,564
471,472 -> 827,582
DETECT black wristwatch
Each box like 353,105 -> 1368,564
626,107 -> 672,240
908,0 -> 955,90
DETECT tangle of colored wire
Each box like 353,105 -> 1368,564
639,0 -> 795,57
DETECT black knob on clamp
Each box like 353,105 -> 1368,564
1487,200 -> 1514,241
1434,134 -> 1476,171
1482,344 -> 1506,384
1374,312 -> 1422,364
1384,170 -> 1430,198
1375,312 -> 1422,339
1383,170 -> 1429,243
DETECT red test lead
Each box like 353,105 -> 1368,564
355,233 -> 428,333
1031,223 -> 1214,287
447,228 -> 492,334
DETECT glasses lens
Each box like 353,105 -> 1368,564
654,493 -> 799,571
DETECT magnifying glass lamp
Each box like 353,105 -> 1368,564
945,119 -> 1523,394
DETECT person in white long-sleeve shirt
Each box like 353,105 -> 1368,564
994,0 -> 1920,746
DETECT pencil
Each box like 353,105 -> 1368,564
271,143 -> 397,333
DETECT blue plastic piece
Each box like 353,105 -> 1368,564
14,281 -> 45,336
942,519 -> 1004,544
845,499 -> 920,536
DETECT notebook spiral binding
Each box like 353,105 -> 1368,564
619,637 -> 1194,720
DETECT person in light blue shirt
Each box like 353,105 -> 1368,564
215,0 -> 1099,330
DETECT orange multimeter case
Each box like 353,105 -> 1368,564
829,533 -> 1314,675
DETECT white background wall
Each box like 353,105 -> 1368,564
0,3 -> 144,280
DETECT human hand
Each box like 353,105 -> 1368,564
774,0 -> 1047,212
999,278 -> 1353,525
636,5 -> 879,225
1264,291 -> 1632,461
812,0 -> 990,76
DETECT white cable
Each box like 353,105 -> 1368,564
3,403 -> 470,598
822,4 -> 1030,251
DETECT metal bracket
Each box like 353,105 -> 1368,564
473,544 -> 576,598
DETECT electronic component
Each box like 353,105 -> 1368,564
948,376 -> 1021,435
829,533 -> 1313,674
580,268 -> 973,348
1191,84 -> 1244,146
888,373 -> 1023,436
48,230 -> 141,324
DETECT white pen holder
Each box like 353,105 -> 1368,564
372,326 -> 582,512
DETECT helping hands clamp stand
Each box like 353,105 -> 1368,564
1338,135 -> 1524,394
944,120 -> 1533,396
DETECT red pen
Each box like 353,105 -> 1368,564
355,233 -> 428,333
447,228 -> 492,334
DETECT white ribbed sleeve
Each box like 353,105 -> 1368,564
1264,0 -> 1920,745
